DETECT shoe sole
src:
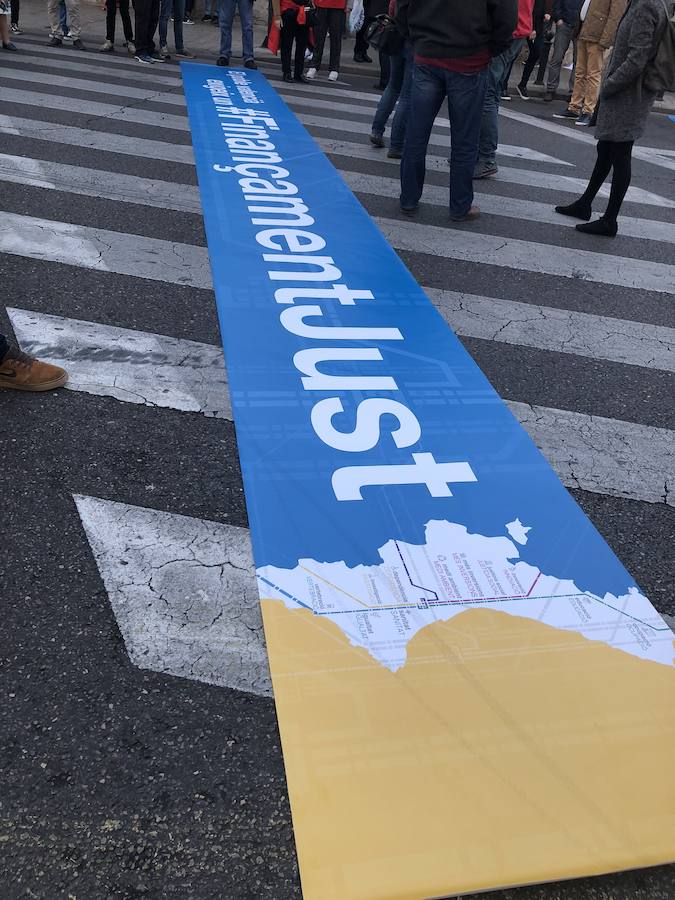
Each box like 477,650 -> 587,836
516,87 -> 529,100
0,373 -> 68,392
474,169 -> 497,179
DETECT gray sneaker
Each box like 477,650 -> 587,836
473,160 -> 498,180
175,48 -> 195,58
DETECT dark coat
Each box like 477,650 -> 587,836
552,0 -> 583,25
396,0 -> 518,58
595,0 -> 668,142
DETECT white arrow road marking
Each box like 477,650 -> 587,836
377,216 -> 675,294
7,309 -> 230,417
74,495 -> 272,696
10,311 -> 673,505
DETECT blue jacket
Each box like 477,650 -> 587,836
553,0 -> 583,25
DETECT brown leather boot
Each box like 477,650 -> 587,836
0,346 -> 68,391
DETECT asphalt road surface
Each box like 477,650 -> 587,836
1,20 -> 674,900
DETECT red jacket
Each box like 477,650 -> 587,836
314,0 -> 347,7
514,0 -> 535,37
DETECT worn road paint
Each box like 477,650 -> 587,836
74,495 -> 271,696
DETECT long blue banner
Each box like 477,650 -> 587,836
183,63 -> 674,900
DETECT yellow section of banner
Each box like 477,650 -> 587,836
262,601 -> 675,900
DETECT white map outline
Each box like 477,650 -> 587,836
257,520 -> 674,671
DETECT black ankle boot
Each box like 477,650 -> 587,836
576,217 -> 618,237
555,199 -> 592,221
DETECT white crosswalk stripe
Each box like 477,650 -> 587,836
9,308 -> 673,505
2,46 -> 673,702
377,217 -> 675,294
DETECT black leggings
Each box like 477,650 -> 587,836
106,0 -> 134,42
581,140 -> 633,223
11,0 -> 19,26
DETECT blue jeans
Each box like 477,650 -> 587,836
218,0 -> 254,61
477,38 -> 525,167
372,49 -> 406,137
59,0 -> 67,31
401,64 -> 488,218
159,0 -> 185,48
390,43 -> 413,153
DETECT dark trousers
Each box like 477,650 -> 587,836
106,0 -> 134,42
10,0 -> 19,26
135,0 -> 160,55
311,7 -> 344,71
0,333 -> 8,361
280,10 -> 308,78
520,28 -> 547,87
401,64 -> 488,218
354,16 -> 371,56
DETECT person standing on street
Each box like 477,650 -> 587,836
474,0 -> 535,179
1,0 -> 17,48
555,0 -> 669,235
543,0 -> 582,100
47,0 -> 84,48
158,0 -> 195,58
100,0 -> 135,53
0,332 -> 68,391
553,0 -> 626,124
10,0 -> 21,35
272,0 -> 311,81
517,0 -> 553,98
370,1 -> 413,154
134,0 -> 160,62
398,0 -> 518,221
306,0 -> 346,81
217,0 -> 256,67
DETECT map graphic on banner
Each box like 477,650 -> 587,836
259,518 -> 672,671
182,63 -> 675,900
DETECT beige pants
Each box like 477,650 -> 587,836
570,40 -> 606,115
47,0 -> 81,39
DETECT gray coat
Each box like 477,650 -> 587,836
595,0 -> 668,142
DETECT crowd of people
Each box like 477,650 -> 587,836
0,0 -> 671,385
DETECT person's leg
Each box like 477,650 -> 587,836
576,140 -> 633,235
327,8 -> 343,72
148,0 -> 160,53
545,22 -> 572,93
477,40 -> 522,171
172,0 -> 185,48
569,39 -> 588,115
159,0 -> 171,47
371,51 -> 404,138
400,64 -> 445,211
293,23 -> 308,78
567,37 -> 577,95
46,0 -> 61,36
520,32 -> 543,88
134,0 -> 150,54
447,68 -> 489,218
354,17 -> 371,60
105,0 -> 116,41
64,0 -> 80,38
580,41 -> 604,115
310,8 -> 328,70
377,51 -> 390,89
10,0 -> 19,27
237,0 -> 253,61
218,0 -> 234,59
59,0 -> 68,33
280,9 -> 296,76
119,0 -> 134,42
555,139 -> 612,219
390,42 -> 413,153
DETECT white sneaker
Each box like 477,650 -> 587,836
306,67 -> 317,80
304,48 -> 312,60
328,70 -> 338,81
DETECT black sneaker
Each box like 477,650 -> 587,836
201,14 -> 212,20
553,108 -> 579,119
10,22 -> 22,34
516,83 -> 530,100
2,40 -> 18,50
47,35 -> 62,46
216,55 -> 229,66
353,52 -> 372,63
72,38 -> 85,50
244,58 -> 257,69
575,112 -> 593,127
370,133 -> 385,148
387,148 -> 403,159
